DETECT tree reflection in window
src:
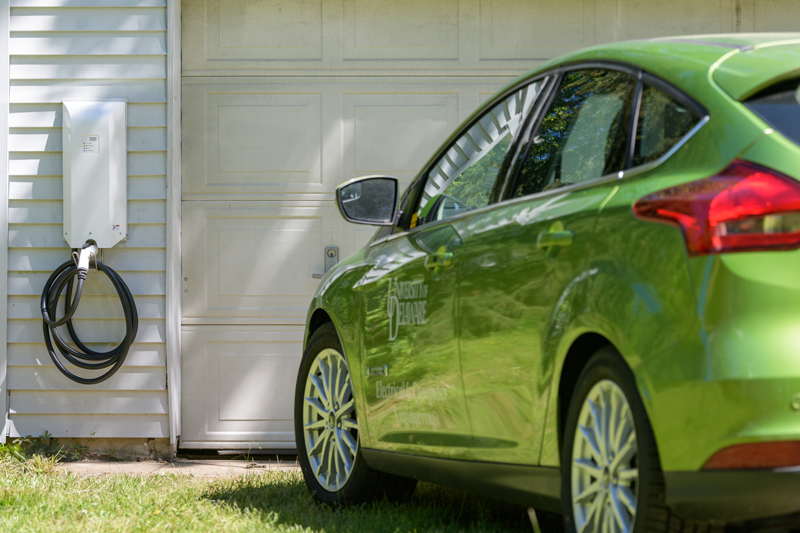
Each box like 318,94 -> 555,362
511,69 -> 635,199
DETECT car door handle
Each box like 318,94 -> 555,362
424,251 -> 454,270
537,230 -> 574,248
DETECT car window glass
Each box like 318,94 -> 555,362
633,83 -> 700,166
745,78 -> 800,147
413,81 -> 545,227
510,69 -> 635,199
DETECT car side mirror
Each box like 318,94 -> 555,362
336,176 -> 399,226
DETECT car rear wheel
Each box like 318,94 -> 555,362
562,346 -> 674,533
294,322 -> 417,505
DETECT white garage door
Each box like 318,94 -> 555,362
178,0 -> 746,449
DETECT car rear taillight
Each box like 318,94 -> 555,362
633,160 -> 800,256
703,440 -> 800,469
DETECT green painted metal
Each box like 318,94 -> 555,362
304,33 -> 800,481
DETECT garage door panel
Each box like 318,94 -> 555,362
343,0 -> 458,60
206,0 -> 323,61
344,92 -> 459,182
181,326 -> 304,446
479,0 -> 596,59
181,203 -> 344,322
182,89 -> 326,195
616,0 -> 733,40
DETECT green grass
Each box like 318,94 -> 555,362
0,465 -> 563,532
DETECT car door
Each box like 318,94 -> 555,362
457,66 -> 639,464
357,81 -> 544,459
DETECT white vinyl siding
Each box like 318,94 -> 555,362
7,0 -> 168,439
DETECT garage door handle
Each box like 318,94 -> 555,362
424,251 -> 454,270
537,230 -> 574,248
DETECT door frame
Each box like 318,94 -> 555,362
166,0 -> 183,447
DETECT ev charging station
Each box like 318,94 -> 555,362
39,101 -> 139,385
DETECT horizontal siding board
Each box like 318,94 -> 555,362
8,415 -> 169,438
10,176 -> 166,200
9,199 -> 166,224
9,343 -> 166,366
12,1 -> 166,6
9,127 -> 166,152
128,152 -> 167,175
9,318 -> 166,343
11,390 -> 168,415
128,128 -> 167,152
10,33 -> 167,55
8,223 -> 166,248
10,8 -> 167,32
9,151 -> 167,175
11,56 -> 166,82
8,366 -> 166,391
9,271 -> 166,295
9,151 -> 60,175
9,295 -> 166,319
8,247 -> 165,271
127,176 -> 166,199
10,79 -> 167,103
9,103 -> 166,127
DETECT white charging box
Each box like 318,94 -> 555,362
62,100 -> 127,249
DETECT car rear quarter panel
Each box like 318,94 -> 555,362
540,95 -> 770,470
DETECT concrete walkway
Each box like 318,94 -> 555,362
57,458 -> 301,477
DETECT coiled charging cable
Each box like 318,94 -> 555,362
40,241 -> 138,385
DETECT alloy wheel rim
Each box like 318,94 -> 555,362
571,379 -> 639,533
302,348 -> 359,492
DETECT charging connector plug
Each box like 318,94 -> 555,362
76,243 -> 98,280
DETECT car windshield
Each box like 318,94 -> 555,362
746,78 -> 800,146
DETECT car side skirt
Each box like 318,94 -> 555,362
360,448 -> 561,513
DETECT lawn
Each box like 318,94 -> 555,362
0,462 -> 561,532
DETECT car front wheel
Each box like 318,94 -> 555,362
562,346 -> 674,533
294,321 -> 416,505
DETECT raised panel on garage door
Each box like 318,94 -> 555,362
180,326 -> 305,448
181,203 -> 345,325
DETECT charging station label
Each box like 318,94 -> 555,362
81,135 -> 99,155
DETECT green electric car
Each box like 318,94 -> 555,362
293,34 -> 800,530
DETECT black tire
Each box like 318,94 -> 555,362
294,321 -> 417,506
561,345 -> 678,533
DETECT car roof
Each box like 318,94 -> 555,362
508,33 -> 800,103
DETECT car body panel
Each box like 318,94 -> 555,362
357,222 -> 473,459
712,40 -> 800,100
457,183 -> 617,464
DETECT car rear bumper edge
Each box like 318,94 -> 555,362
665,466 -> 800,524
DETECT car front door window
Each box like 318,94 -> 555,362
413,80 -> 546,227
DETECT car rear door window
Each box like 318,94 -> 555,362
509,69 -> 636,199
413,80 -> 546,227
745,79 -> 800,146
632,82 -> 700,166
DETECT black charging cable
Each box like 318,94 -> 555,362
40,241 -> 138,385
